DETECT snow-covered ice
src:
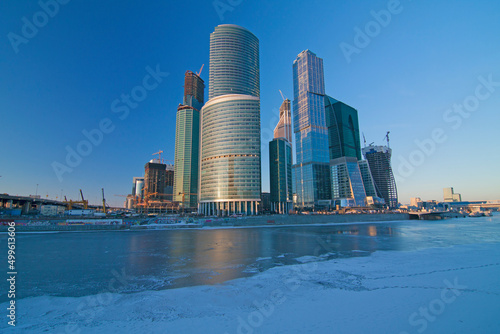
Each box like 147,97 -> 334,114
3,242 -> 499,333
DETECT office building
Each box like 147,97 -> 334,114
199,24 -> 261,216
362,145 -> 398,208
173,70 -> 205,210
292,50 -> 330,210
269,138 -> 293,214
443,187 -> 462,202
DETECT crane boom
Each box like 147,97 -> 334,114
80,189 -> 85,201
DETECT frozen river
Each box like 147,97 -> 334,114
5,214 -> 500,303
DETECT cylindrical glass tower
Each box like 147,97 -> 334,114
209,24 -> 260,100
199,25 -> 261,216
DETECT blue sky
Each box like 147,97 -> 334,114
1,0 -> 499,207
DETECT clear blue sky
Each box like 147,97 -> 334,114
1,0 -> 499,207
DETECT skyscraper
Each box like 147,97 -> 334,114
274,99 -> 292,142
325,95 -> 367,207
269,138 -> 293,214
199,24 -> 261,216
292,50 -> 330,210
173,70 -> 205,210
362,145 -> 398,208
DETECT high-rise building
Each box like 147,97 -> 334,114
324,96 -> 362,161
292,50 -> 330,210
325,95 -> 368,207
358,160 -> 377,197
362,145 -> 398,208
173,70 -> 205,210
443,187 -> 462,202
274,99 -> 292,142
199,24 -> 261,216
269,138 -> 293,214
144,160 -> 167,200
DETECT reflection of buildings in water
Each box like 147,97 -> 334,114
191,229 -> 261,286
369,225 -> 377,237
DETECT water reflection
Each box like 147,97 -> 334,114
10,215 -> 500,301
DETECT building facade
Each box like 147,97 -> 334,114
362,145 -> 398,208
144,161 -> 166,200
324,96 -> 362,161
269,138 -> 293,214
173,70 -> 205,210
292,50 -> 330,210
274,99 -> 292,142
199,24 -> 261,216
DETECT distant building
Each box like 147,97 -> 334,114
132,177 -> 144,199
269,138 -> 293,214
362,145 -> 398,208
443,187 -> 462,202
292,50 -> 330,210
144,160 -> 167,200
173,70 -> 205,210
410,197 -> 423,208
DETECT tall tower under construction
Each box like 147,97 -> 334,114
362,145 -> 398,208
173,70 -> 205,210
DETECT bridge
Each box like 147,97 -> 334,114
0,193 -> 118,215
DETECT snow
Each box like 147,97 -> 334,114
3,242 -> 500,333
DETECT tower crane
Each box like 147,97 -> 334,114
383,131 -> 390,147
152,150 -> 164,163
196,64 -> 204,77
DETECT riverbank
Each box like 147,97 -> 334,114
0,213 -> 409,232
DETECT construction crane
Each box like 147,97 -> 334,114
279,90 -> 287,101
383,131 -> 390,147
62,190 -> 88,210
196,64 -> 204,77
101,188 -> 107,213
152,150 -> 164,163
362,133 -> 366,147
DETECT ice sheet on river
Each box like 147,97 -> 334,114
3,242 -> 500,333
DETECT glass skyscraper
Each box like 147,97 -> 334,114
199,25 -> 261,216
173,71 -> 204,210
292,50 -> 331,210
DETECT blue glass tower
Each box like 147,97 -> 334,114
292,50 -> 330,210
